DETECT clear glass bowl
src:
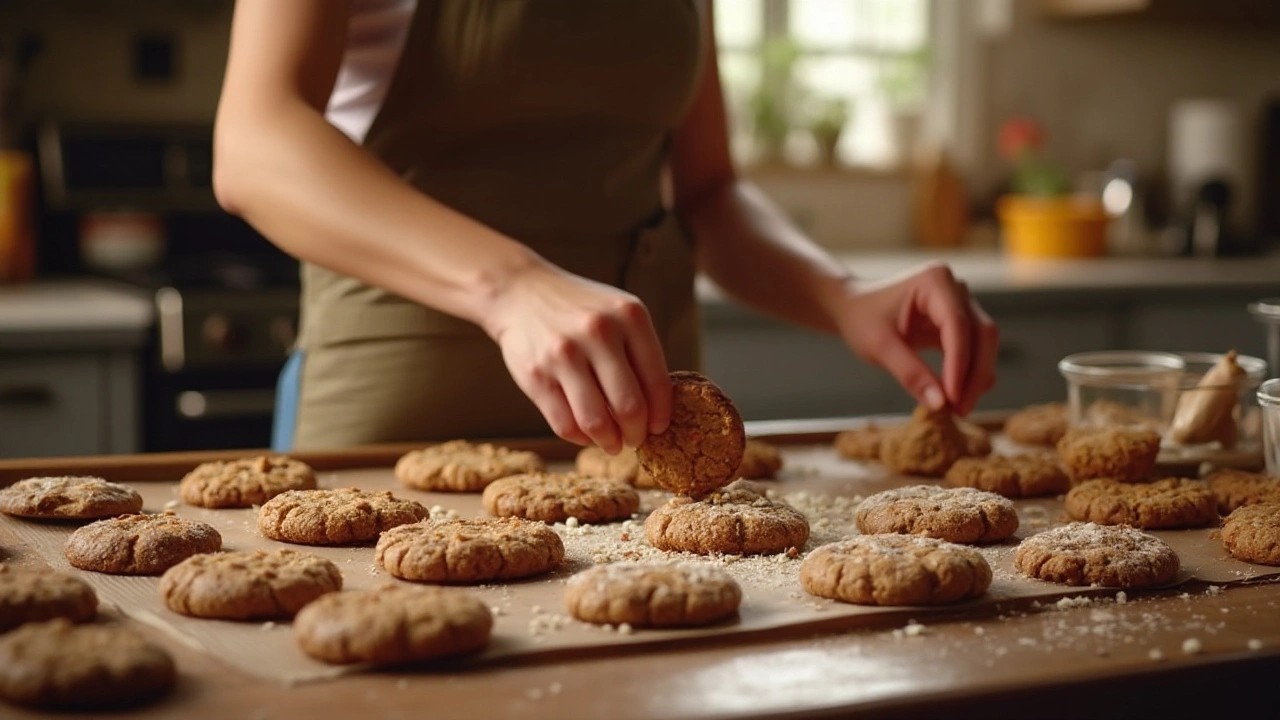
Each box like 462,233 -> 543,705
1058,351 -> 1187,432
1258,378 -> 1280,475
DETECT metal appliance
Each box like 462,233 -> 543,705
37,122 -> 298,451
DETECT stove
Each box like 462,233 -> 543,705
37,121 -> 301,451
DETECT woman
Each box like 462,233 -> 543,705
213,0 -> 999,453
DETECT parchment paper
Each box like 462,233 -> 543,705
3,440 -> 1276,685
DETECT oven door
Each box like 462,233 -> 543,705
143,370 -> 279,452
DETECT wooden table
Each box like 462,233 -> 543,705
2,434 -> 1279,719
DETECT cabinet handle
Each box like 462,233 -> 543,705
0,384 -> 54,407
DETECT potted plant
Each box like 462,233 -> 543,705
807,97 -> 850,167
750,37 -> 804,165
995,117 -> 1108,257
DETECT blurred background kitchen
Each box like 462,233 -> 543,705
2,0 -> 1280,458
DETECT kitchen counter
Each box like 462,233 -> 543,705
0,437 -> 1275,720
0,279 -> 153,350
698,251 -> 1280,309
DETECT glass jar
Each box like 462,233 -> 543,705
1058,351 -> 1186,431
1258,379 -> 1280,476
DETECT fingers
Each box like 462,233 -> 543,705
582,312 -> 651,449
958,300 -> 1000,415
873,333 -> 948,411
919,268 -> 972,409
557,346 -> 624,453
617,302 -> 673,436
522,376 -> 592,447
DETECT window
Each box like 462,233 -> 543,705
715,0 -> 931,170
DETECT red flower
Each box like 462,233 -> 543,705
998,117 -> 1045,161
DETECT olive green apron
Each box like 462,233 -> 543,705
293,0 -> 706,449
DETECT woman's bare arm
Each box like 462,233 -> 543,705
214,0 -> 671,449
670,1 -> 999,415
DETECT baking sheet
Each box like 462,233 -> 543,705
3,440 -> 1277,685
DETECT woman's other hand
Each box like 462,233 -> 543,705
482,262 -> 672,453
833,262 -> 999,416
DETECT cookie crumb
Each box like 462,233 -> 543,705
973,626 -> 986,636
549,682 -> 563,695
526,688 -> 544,701
1206,585 -> 1223,595
566,517 -> 580,529
261,621 -> 276,631
618,622 -> 634,635
903,621 -> 927,637
1148,648 -> 1165,661
1248,638 -> 1264,651
1181,638 -> 1203,655
164,499 -> 180,510
1115,591 -> 1128,604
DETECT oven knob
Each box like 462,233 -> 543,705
202,314 -> 246,352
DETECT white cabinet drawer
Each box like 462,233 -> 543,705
0,355 -> 105,458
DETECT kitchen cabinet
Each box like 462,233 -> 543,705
0,280 -> 152,458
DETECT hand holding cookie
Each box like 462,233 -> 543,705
636,371 -> 746,498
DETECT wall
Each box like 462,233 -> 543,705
1,0 -> 230,124
977,2 -> 1280,228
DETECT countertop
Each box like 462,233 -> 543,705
698,251 -> 1280,306
0,279 -> 153,334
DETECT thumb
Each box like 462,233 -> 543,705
873,335 -> 947,411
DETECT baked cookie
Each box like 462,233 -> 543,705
945,454 -> 1070,498
1004,403 -> 1069,447
575,445 -> 655,488
1220,502 -> 1280,566
0,564 -> 97,633
395,440 -> 544,493
637,371 -> 746,498
179,455 -> 316,509
1014,522 -> 1179,587
957,420 -> 993,457
1065,478 -> 1217,529
257,488 -> 429,545
1056,426 -> 1161,483
481,472 -> 639,524
854,485 -> 1019,544
159,549 -> 342,620
879,406 -> 970,477
737,439 -> 783,480
0,619 -> 175,711
644,479 -> 809,555
799,535 -> 992,606
564,562 -> 741,627
0,476 -> 142,520
1205,469 -> 1280,514
294,584 -> 492,665
65,511 -> 222,575
376,517 -> 564,583
834,425 -> 886,461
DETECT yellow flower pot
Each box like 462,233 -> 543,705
996,194 -> 1109,258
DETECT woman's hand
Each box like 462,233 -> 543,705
832,262 -> 999,416
482,262 -> 672,453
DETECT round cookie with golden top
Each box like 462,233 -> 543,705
0,564 -> 98,633
376,517 -> 564,583
65,511 -> 222,575
0,476 -> 142,520
1014,522 -> 1179,587
1056,426 -> 1161,483
637,371 -> 746,498
294,584 -> 492,665
564,562 -> 742,627
645,479 -> 809,555
395,440 -> 544,493
800,535 -> 992,606
481,472 -> 639,524
1220,502 -> 1280,566
1005,403 -> 1069,447
179,455 -> 316,509
1205,469 -> 1280,514
257,488 -> 428,545
854,485 -> 1019,544
834,425 -> 886,461
1065,478 -> 1217,529
575,445 -> 655,488
737,439 -> 783,480
159,548 -> 342,620
945,454 -> 1070,498
879,406 -> 970,477
0,619 -> 175,711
